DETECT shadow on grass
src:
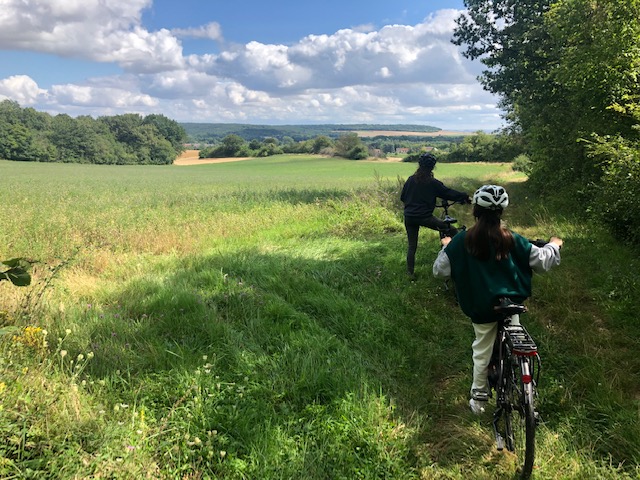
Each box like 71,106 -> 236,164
82,236 -> 498,476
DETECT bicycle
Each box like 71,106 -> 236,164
489,297 -> 541,479
434,198 -> 467,239
434,198 -> 467,291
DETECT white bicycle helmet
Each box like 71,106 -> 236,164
473,184 -> 509,210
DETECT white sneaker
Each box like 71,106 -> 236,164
469,398 -> 487,414
469,389 -> 490,414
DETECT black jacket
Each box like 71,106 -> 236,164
401,176 -> 468,217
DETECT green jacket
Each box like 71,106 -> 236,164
444,231 -> 533,323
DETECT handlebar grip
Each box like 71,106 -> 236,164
529,239 -> 548,248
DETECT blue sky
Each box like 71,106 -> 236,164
0,0 -> 503,131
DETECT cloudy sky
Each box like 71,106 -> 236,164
0,0 -> 503,131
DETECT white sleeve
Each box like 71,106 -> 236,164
529,243 -> 561,273
433,248 -> 452,278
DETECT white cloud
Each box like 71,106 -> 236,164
0,4 -> 502,130
0,75 -> 46,104
205,10 -> 477,93
0,0 -> 183,72
50,83 -> 157,108
172,22 -> 223,41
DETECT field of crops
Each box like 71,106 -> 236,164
1,155 -> 638,479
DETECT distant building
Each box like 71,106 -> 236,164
395,147 -> 410,154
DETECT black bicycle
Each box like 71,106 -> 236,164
434,199 -> 467,291
434,198 -> 467,239
490,297 -> 540,479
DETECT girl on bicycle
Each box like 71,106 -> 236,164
400,153 -> 470,280
432,185 -> 563,414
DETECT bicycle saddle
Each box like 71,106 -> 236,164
493,297 -> 528,316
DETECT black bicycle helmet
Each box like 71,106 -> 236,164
418,153 -> 437,170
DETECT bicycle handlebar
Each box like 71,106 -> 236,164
435,198 -> 469,209
529,239 -> 548,248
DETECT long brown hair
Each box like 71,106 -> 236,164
413,165 -> 434,183
464,205 -> 514,261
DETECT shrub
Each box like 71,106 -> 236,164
512,154 -> 532,174
587,134 -> 640,243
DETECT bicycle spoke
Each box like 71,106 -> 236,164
505,357 -> 537,479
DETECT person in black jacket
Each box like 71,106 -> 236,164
400,153 -> 470,280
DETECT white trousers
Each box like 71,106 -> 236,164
471,314 -> 520,395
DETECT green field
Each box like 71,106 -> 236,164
1,155 -> 638,479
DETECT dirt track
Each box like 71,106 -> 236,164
173,150 -> 252,165
174,150 -> 403,165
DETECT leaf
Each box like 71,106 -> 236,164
0,258 -> 32,286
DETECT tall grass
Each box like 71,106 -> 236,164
1,155 -> 638,479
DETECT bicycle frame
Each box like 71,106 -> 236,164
491,304 -> 541,479
434,198 -> 464,239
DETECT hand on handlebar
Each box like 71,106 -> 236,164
549,236 -> 563,249
440,236 -> 452,247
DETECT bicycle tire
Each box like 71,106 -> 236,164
505,357 -> 536,479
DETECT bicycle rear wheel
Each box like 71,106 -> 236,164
504,357 -> 536,479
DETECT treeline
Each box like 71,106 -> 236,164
182,123 -> 441,143
454,0 -> 640,243
199,129 -> 526,163
0,100 -> 186,165
200,132 -> 369,160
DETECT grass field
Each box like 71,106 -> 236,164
1,155 -> 639,479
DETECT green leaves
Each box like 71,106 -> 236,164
0,258 -> 32,286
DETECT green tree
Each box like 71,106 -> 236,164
220,134 -> 246,157
453,0 -> 640,187
143,114 -> 187,152
334,133 -> 368,159
312,135 -> 333,154
453,0 -> 640,240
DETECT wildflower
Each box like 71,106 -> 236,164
77,354 -> 84,362
220,451 -> 227,458
60,350 -> 68,358
65,329 -> 71,335
87,352 -> 94,360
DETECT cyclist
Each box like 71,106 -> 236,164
400,152 -> 470,280
432,185 -> 563,414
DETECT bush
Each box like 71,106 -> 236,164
512,154 -> 532,174
587,134 -> 640,243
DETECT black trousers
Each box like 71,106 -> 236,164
404,215 -> 458,274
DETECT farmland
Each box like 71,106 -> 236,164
1,155 -> 638,479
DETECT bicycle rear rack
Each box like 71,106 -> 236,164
504,324 -> 537,356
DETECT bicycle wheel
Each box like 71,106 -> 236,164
504,356 -> 536,479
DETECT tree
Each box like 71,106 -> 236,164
143,114 -> 187,152
312,135 -> 333,154
220,134 -> 246,157
452,0 -> 640,188
334,133 -> 368,159
453,0 -> 640,241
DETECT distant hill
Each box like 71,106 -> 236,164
181,123 -> 443,143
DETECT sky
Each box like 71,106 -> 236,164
0,0 -> 504,131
